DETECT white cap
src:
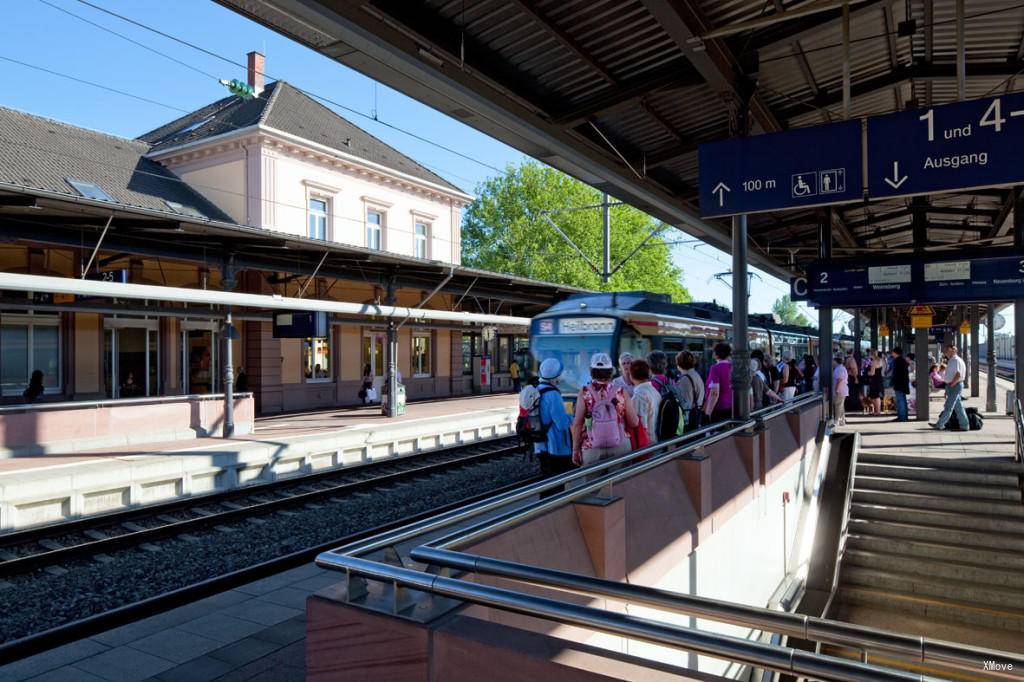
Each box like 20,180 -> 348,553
590,352 -> 614,369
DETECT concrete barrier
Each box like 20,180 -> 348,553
0,405 -> 516,532
0,393 -> 256,457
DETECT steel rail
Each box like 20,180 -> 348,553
0,473 -> 542,665
0,439 -> 522,576
409,547 -> 1024,680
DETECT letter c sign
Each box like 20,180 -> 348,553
791,276 -> 809,300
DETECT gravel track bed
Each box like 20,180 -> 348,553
1,454 -> 538,643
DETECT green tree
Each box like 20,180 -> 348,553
462,161 -> 690,301
772,295 -> 812,327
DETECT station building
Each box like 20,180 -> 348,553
0,53 -> 575,420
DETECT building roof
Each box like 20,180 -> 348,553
139,81 -> 466,195
0,105 -> 234,222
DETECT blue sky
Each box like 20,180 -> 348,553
1,0 -> 830,322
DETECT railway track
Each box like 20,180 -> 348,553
0,435 -> 539,663
0,436 -> 522,578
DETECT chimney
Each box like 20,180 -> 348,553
247,51 -> 265,96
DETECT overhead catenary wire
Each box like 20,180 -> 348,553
66,0 -> 505,176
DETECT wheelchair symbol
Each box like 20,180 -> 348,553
791,173 -> 817,198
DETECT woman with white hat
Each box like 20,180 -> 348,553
572,352 -> 638,467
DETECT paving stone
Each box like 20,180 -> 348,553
153,655 -> 233,682
73,646 -> 175,682
26,665 -> 107,681
208,637 -> 280,668
252,617 -> 306,647
0,638 -> 109,680
255,586 -> 311,610
214,639 -> 305,682
234,572 -> 300,596
126,627 -> 224,664
90,609 -> 203,648
221,599 -> 302,626
289,574 -> 342,592
175,613 -> 265,644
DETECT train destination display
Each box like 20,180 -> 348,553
790,254 -> 1024,306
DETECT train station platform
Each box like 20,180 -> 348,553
0,394 -> 517,532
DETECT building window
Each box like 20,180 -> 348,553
497,336 -> 511,372
367,210 -> 383,250
412,333 -> 431,377
304,335 -> 331,382
1,314 -> 61,397
461,333 -> 477,376
308,197 -> 328,240
414,221 -> 429,259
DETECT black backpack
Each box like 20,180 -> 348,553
652,376 -> 683,441
516,385 -> 559,443
944,405 -> 984,431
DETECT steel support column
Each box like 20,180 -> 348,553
602,192 -> 611,283
1015,190 -> 1024,415
916,325 -> 929,422
870,309 -> 879,350
385,278 -> 399,418
987,306 -> 997,413
853,308 -> 862,364
970,305 -> 980,397
221,257 -> 237,438
819,211 -> 833,418
731,215 -> 751,421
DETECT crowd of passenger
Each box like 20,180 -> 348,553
517,342 -> 833,480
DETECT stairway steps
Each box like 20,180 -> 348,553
836,584 -> 1024,633
843,547 -> 1024,590
853,474 -> 1022,501
857,452 -> 1022,474
851,488 -> 1024,517
850,501 -> 1024,534
845,530 -> 1024,571
855,462 -> 1019,487
840,565 -> 1024,612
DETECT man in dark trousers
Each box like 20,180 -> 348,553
891,347 -> 910,422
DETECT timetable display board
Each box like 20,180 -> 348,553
790,254 -> 1024,306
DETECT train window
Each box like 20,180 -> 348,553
617,327 -> 650,370
530,331 -> 615,396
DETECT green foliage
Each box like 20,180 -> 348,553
772,295 -> 812,327
462,161 -> 690,301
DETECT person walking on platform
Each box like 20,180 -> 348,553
612,352 -> 635,397
572,353 -> 637,467
832,355 -> 849,426
509,357 -> 522,392
867,350 -> 884,415
703,342 -> 733,423
628,359 -> 660,443
934,345 -> 969,431
891,348 -> 910,422
533,359 -> 572,494
676,351 -> 705,430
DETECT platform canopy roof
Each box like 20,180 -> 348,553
215,0 -> 1024,279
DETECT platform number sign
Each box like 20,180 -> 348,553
868,91 -> 1024,199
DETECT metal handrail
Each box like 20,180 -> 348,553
336,556 -> 920,682
323,394 -> 821,561
314,394 -> 956,681
408,547 -> 1024,680
1015,398 -> 1024,465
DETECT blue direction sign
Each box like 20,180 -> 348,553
790,262 -> 914,306
792,254 -> 1024,306
698,120 -> 863,218
868,92 -> 1024,199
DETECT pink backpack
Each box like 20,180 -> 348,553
588,385 -> 623,449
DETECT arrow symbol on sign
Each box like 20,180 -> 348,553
883,161 -> 908,190
712,181 -> 731,207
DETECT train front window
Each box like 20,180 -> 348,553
530,334 -> 614,395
